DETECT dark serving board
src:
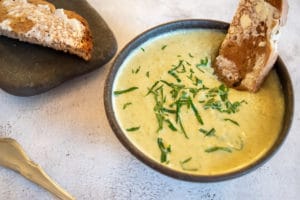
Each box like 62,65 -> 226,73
0,0 -> 117,96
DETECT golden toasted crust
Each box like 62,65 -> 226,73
64,10 -> 93,61
213,0 -> 288,92
0,0 -> 93,61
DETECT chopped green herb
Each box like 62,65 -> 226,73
160,80 -> 185,99
189,98 -> 204,125
178,116 -> 189,139
146,81 -> 160,96
123,102 -> 132,110
205,146 -> 232,153
148,83 -> 172,133
168,70 -> 181,82
126,126 -> 140,132
132,66 -> 141,74
114,87 -> 139,95
161,45 -> 167,50
165,119 -> 177,131
173,92 -> 203,125
180,157 -> 198,171
187,68 -> 194,80
146,71 -> 150,78
162,108 -> 176,114
155,113 -> 164,132
224,118 -> 240,126
203,85 -> 247,114
196,57 -> 209,67
218,84 -> 229,101
141,47 -> 145,52
224,100 -> 246,114
204,98 -> 222,111
167,59 -> 186,82
188,53 -> 194,58
177,55 -> 182,57
195,66 -> 204,73
193,77 -> 202,86
157,138 -> 171,163
185,60 -> 191,66
181,157 -> 192,164
189,88 -> 201,98
171,60 -> 185,73
199,128 -> 216,137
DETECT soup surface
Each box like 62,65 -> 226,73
112,29 -> 284,175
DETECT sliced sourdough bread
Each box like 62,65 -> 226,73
213,0 -> 288,92
0,0 -> 93,61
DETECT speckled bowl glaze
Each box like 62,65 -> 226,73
104,19 -> 294,182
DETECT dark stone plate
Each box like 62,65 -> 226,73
104,19 -> 294,182
0,0 -> 117,96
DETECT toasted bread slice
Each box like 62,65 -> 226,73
0,0 -> 93,61
213,0 -> 288,92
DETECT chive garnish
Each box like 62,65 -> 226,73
180,157 -> 198,171
143,53 -> 247,146
189,98 -> 204,125
224,118 -> 240,126
114,87 -> 139,95
162,108 -> 176,114
146,81 -> 160,96
178,110 -> 189,139
126,126 -> 140,132
185,61 -> 191,66
160,80 -> 185,99
189,88 -> 201,98
187,68 -> 194,80
132,66 -> 141,74
195,57 -> 209,72
146,71 -> 150,78
155,113 -> 164,132
141,47 -> 145,52
188,53 -> 194,58
196,57 -> 209,67
199,128 -> 216,137
157,138 -> 171,163
181,157 -> 192,164
171,60 -> 185,73
168,70 -> 181,82
123,102 -> 132,109
165,119 -> 177,131
203,84 -> 246,113
196,67 -> 204,73
205,146 -> 232,153
161,45 -> 167,50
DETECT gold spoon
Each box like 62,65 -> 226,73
0,138 -> 75,200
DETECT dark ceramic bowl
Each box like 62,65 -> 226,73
104,19 -> 294,182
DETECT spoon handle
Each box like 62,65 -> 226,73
0,138 -> 75,200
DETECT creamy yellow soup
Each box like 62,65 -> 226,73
112,29 -> 284,175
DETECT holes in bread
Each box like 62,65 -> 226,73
231,35 -> 238,41
273,12 -> 280,20
233,80 -> 242,87
256,21 -> 266,34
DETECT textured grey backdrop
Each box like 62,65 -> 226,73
0,0 -> 299,199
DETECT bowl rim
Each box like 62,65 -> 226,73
104,19 -> 294,182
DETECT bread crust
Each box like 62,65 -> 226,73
0,0 -> 93,61
213,0 -> 288,92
